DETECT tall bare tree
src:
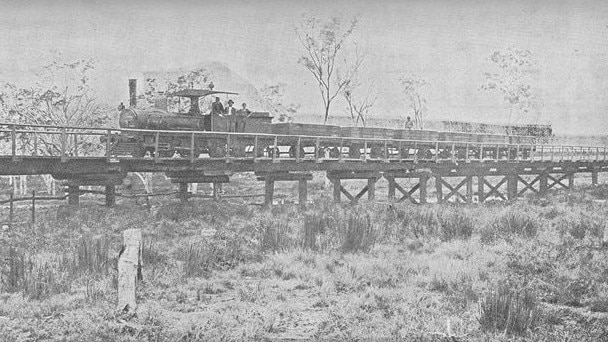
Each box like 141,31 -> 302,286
480,47 -> 539,125
296,15 -> 358,123
399,75 -> 428,129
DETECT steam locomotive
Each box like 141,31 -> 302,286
110,80 -> 551,161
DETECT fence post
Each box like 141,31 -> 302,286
117,228 -> 142,312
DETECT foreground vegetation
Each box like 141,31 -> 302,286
2,182 -> 608,341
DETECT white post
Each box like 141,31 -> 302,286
117,228 -> 142,312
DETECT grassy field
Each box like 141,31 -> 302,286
1,176 -> 608,341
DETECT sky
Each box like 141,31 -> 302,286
0,0 -> 607,135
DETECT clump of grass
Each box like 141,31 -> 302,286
480,210 -> 539,244
179,230 -> 258,278
478,285 -> 539,335
1,235 -> 116,300
438,207 -> 475,242
557,212 -> 605,241
301,212 -> 330,251
341,212 -> 376,253
71,235 -> 112,275
256,216 -> 295,253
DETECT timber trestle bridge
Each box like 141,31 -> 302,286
1,123 -> 606,207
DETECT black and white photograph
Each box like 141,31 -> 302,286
1,0 -> 608,341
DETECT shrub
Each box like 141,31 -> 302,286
438,208 -> 475,242
179,229 -> 258,278
479,285 -> 539,335
481,210 -> 539,244
301,212 -> 330,251
557,212 -> 605,241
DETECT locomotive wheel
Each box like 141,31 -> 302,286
370,145 -> 383,159
209,145 -> 226,158
288,145 -> 306,159
232,145 -> 246,158
399,146 -> 411,159
348,145 -> 361,159
438,149 -> 451,160
156,150 -> 174,158
329,147 -> 340,159
266,146 -> 280,159
416,148 -> 433,160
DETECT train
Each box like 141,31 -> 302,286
109,80 -> 552,161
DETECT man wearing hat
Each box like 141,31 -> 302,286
211,97 -> 224,115
225,99 -> 237,132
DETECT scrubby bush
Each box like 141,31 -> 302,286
556,212 -> 605,241
178,229 -> 259,278
341,212 -> 376,253
302,212 -> 330,251
478,285 -> 539,335
437,207 -> 475,242
480,210 -> 539,244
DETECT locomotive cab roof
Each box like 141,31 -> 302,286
170,89 -> 238,98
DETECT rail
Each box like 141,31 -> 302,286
0,122 -> 606,164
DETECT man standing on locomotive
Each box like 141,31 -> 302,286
225,99 -> 237,132
235,102 -> 251,132
404,116 -> 414,130
211,97 -> 224,115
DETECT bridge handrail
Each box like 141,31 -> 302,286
0,122 -> 607,162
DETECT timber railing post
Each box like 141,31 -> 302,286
434,142 -> 439,162
190,132 -> 195,163
363,140 -> 368,162
117,228 -> 142,312
105,129 -> 112,160
296,136 -> 301,162
154,131 -> 160,162
72,133 -> 78,158
253,135 -> 259,162
384,140 -> 389,163
315,137 -> 320,162
60,127 -> 68,162
33,134 -> 38,157
465,143 -> 470,163
10,125 -> 16,162
339,138 -> 344,162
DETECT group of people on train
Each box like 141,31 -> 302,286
210,97 -> 252,132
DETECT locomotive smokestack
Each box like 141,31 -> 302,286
129,79 -> 137,108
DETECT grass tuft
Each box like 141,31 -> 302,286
478,285 -> 538,335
